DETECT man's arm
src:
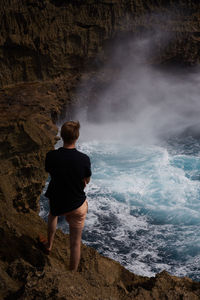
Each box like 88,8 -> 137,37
83,177 -> 90,187
45,150 -> 54,173
83,156 -> 91,187
84,177 -> 90,184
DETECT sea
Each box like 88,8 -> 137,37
40,42 -> 200,281
40,132 -> 200,281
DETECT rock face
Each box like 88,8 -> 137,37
1,0 -> 200,87
0,76 -> 78,212
1,1 -> 200,299
1,207 -> 200,299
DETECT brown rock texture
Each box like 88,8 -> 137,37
0,75 -> 79,212
1,208 -> 200,299
1,1 -> 200,299
1,0 -> 200,87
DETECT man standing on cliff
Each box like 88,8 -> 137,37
40,121 -> 91,271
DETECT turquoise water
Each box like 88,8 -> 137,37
39,43 -> 200,279
40,136 -> 200,281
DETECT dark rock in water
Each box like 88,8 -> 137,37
1,1 -> 200,299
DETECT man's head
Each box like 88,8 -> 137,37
61,121 -> 80,145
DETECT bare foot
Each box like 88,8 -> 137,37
38,235 -> 51,255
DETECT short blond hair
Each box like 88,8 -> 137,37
61,121 -> 80,144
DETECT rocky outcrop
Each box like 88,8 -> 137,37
1,1 -> 200,299
0,74 -> 81,213
1,0 -> 200,87
1,207 -> 200,299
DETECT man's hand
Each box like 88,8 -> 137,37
83,177 -> 90,187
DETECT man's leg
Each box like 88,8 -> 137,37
69,226 -> 83,271
47,213 -> 58,250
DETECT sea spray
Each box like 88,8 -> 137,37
40,32 -> 200,280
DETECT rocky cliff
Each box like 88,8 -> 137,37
1,0 -> 200,87
1,1 -> 200,299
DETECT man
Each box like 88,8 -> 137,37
40,121 -> 91,271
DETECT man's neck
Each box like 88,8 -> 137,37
63,142 -> 76,149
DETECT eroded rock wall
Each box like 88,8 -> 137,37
1,0 -> 200,87
0,75 -> 80,212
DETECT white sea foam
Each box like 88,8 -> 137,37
77,139 -> 200,279
40,137 -> 200,280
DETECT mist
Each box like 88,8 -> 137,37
71,32 -> 200,145
54,26 -> 200,280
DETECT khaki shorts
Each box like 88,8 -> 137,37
64,200 -> 88,229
